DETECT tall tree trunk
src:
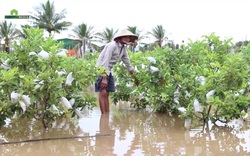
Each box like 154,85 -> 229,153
82,39 -> 86,59
48,29 -> 52,37
5,39 -> 10,53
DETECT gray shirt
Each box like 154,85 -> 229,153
96,41 -> 134,75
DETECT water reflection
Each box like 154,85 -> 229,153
110,108 -> 190,155
94,114 -> 115,156
0,102 -> 250,155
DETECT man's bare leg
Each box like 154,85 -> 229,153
99,89 -> 109,114
105,92 -> 110,113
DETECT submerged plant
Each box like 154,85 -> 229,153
111,33 -> 250,127
0,28 -> 102,128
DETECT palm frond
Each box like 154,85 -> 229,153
30,0 -> 72,34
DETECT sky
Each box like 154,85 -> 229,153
1,0 -> 250,44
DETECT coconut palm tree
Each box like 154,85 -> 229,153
95,27 -> 118,47
71,23 -> 95,58
148,25 -> 168,48
30,0 -> 72,36
0,20 -> 20,53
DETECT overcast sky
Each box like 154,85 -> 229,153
1,0 -> 250,44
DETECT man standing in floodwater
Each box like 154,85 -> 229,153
95,29 -> 138,114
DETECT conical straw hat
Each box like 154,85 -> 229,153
114,29 -> 138,42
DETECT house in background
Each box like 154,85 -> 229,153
56,38 -> 81,57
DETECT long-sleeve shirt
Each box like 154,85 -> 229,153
96,41 -> 134,75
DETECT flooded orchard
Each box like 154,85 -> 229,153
1,102 -> 250,156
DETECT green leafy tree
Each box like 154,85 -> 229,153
30,0 -> 72,36
0,20 -> 20,53
19,24 -> 34,39
234,40 -> 249,53
111,33 -> 250,128
0,28 -> 103,128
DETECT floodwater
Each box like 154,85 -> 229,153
1,102 -> 250,156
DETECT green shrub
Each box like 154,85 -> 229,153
0,28 -> 103,128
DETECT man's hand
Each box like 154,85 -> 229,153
127,42 -> 137,47
129,70 -> 140,86
101,76 -> 107,88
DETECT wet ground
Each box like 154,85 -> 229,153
1,101 -> 250,156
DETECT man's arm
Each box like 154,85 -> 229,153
121,48 -> 134,73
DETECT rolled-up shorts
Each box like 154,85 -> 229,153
95,73 -> 115,92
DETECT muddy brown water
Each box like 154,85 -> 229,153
1,101 -> 250,156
